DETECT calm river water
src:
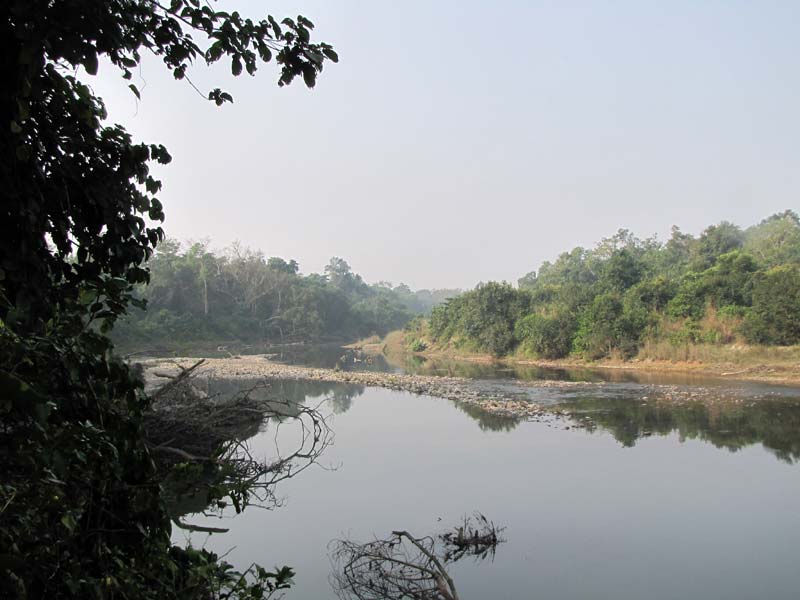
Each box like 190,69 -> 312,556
174,352 -> 800,600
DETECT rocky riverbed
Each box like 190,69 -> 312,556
141,355 -> 796,426
140,355 -> 596,420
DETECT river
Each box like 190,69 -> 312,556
171,347 -> 800,599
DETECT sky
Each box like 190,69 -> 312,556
92,0 -> 800,290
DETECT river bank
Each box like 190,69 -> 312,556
368,331 -> 800,386
139,353 -> 793,428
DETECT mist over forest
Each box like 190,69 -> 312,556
113,239 -> 461,346
116,210 -> 800,358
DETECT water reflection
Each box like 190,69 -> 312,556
197,376 -> 365,410
562,393 -> 800,463
453,401 -> 520,432
200,373 -> 800,463
173,379 -> 800,600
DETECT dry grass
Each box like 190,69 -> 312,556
636,339 -> 800,367
380,330 -> 408,356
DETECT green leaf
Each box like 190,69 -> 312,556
301,63 -> 316,88
84,51 -> 99,75
268,15 -> 282,36
322,48 -> 339,63
305,50 -> 324,66
231,56 -> 242,76
61,514 -> 77,532
257,42 -> 272,62
128,84 -> 141,100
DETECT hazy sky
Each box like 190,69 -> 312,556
93,0 -> 800,289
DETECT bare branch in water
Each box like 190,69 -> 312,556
330,530 -> 459,600
329,515 -> 505,600
144,371 -> 334,520
439,513 -> 506,563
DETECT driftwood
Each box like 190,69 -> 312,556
330,514 -> 505,600
439,513 -> 505,563
143,362 -> 333,523
330,531 -> 459,600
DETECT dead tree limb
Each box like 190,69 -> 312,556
330,514 -> 505,600
439,513 -> 505,563
144,369 -> 334,524
330,531 -> 459,600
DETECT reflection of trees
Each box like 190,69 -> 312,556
453,401 -> 520,432
199,377 -> 365,415
566,396 -> 800,463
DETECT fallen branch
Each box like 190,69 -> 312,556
330,530 -> 459,600
150,359 -> 205,402
439,513 -> 505,563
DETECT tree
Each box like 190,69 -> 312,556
515,311 -> 576,359
744,210 -> 800,267
742,265 -> 800,345
691,221 -> 744,271
1,1 -> 336,597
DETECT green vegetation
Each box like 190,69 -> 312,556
429,212 -> 800,359
113,241 -> 460,348
1,1 -> 338,598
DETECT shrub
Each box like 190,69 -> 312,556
408,338 -> 428,352
742,265 -> 800,345
515,312 -> 575,359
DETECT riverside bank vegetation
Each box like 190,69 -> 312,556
113,241 -> 460,348
422,211 -> 800,361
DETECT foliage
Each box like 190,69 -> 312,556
515,312 -> 575,359
433,212 -> 800,360
113,243 -> 455,347
407,338 -> 428,352
1,0 -> 338,597
744,210 -> 800,267
742,265 -> 800,345
429,282 -> 529,357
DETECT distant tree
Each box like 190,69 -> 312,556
659,226 -> 695,275
267,257 -> 300,275
691,221 -> 745,271
325,257 -> 369,297
742,265 -> 800,345
599,249 -> 644,292
515,311 -> 576,359
744,210 -> 800,267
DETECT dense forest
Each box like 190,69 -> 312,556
427,211 -> 800,359
113,240 -> 460,346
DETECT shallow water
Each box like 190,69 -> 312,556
175,377 -> 800,599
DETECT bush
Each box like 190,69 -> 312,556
408,338 -> 428,352
515,312 -> 575,359
742,265 -> 800,345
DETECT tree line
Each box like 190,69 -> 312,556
114,239 -> 461,346
428,211 -> 800,359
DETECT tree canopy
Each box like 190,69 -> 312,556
1,1 -> 337,598
113,242 -> 460,347
430,212 -> 800,360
